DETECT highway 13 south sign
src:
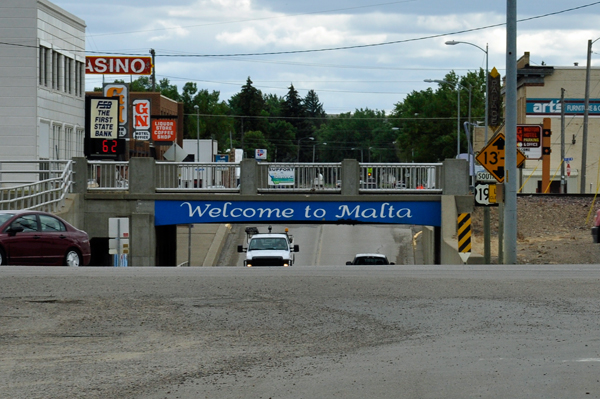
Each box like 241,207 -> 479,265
475,133 -> 526,183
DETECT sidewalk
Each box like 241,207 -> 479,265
176,224 -> 230,266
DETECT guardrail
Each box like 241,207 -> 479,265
87,161 -> 129,191
0,160 -> 73,211
257,162 -> 341,193
155,162 -> 238,192
89,160 -> 444,193
0,159 -> 447,213
359,163 -> 443,193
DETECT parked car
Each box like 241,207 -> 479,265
346,253 -> 394,265
0,210 -> 91,266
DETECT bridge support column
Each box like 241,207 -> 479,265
129,158 -> 156,266
73,157 -> 87,195
240,158 -> 258,195
341,159 -> 360,195
442,158 -> 469,195
440,158 -> 482,264
131,209 -> 155,266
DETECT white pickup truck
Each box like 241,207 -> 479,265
237,226 -> 299,267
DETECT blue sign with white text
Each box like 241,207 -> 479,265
155,200 -> 441,226
526,98 -> 600,116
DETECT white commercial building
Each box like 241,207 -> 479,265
516,52 -> 600,194
475,52 -> 600,194
0,0 -> 86,161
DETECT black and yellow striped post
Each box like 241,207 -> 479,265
457,213 -> 472,263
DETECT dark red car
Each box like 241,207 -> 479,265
0,210 -> 91,266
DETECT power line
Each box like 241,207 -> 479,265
7,1 -> 593,58
187,112 -> 479,122
86,0 -> 418,38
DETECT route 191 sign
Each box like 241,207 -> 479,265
474,183 -> 498,206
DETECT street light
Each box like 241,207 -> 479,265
194,105 -> 199,162
424,79 -> 472,158
445,40 -> 489,143
313,142 -> 326,163
446,40 -> 491,265
351,147 -> 364,162
297,136 -> 314,162
464,121 -> 482,189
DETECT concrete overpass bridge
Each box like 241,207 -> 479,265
1,158 -> 476,266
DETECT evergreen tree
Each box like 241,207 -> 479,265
228,78 -> 267,153
284,84 -> 314,161
283,84 -> 305,121
304,89 -> 326,130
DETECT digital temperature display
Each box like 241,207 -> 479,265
85,138 -> 125,160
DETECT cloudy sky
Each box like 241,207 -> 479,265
53,0 -> 600,114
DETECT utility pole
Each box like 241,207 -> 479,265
561,88 -> 566,193
240,118 -> 244,159
504,0 -> 518,264
581,39 -> 593,193
149,49 -> 156,92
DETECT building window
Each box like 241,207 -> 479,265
77,61 -> 85,97
66,57 -> 73,94
63,57 -> 68,93
57,53 -> 64,92
39,46 -> 45,86
76,128 -> 84,155
51,124 -> 62,160
64,126 -> 73,159
52,51 -> 58,90
75,62 -> 80,96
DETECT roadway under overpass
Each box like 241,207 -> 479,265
62,157 -> 477,266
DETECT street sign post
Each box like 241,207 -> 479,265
475,133 -> 526,183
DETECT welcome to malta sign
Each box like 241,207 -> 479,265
155,200 -> 441,226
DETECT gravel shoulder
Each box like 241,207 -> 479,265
471,195 -> 600,264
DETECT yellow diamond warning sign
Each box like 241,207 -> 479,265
475,133 -> 526,183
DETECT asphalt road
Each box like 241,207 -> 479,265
226,223 -> 416,266
2,265 -> 600,399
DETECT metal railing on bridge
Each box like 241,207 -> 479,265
87,161 -> 129,191
0,160 -> 73,211
257,162 -> 341,193
358,163 -> 442,193
155,162 -> 239,192
85,160 -> 444,193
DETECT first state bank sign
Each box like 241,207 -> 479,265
154,200 -> 441,226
